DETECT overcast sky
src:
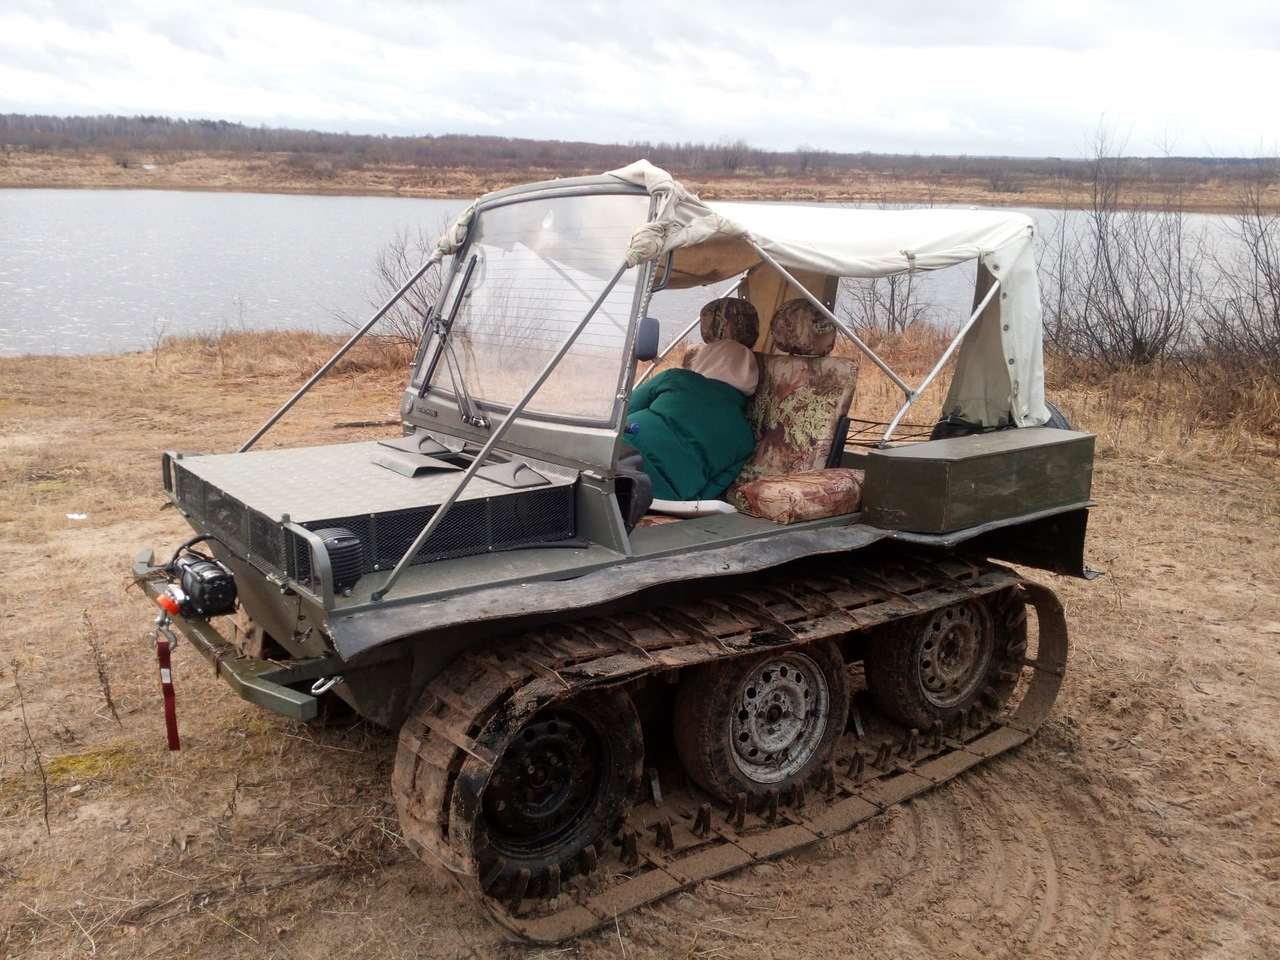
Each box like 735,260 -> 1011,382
3,0 -> 1277,158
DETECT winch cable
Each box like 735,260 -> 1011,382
165,534 -> 225,572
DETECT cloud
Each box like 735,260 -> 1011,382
144,10 -> 227,59
1,0 -> 1277,157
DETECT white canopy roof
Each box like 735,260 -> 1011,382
607,160 -> 1048,428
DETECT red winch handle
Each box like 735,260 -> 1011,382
155,625 -> 181,751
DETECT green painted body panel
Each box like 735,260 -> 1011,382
860,429 -> 1095,534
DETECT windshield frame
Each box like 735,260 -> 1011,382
411,183 -> 655,431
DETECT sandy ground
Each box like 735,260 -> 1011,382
0,147 -> 1264,212
2,340 -> 1279,959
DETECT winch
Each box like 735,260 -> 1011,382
154,538 -> 237,620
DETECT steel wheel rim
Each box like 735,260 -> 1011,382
729,653 -> 830,784
482,708 -> 602,857
917,603 -> 993,709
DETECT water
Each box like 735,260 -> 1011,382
0,190 -> 465,356
0,189 -> 1236,357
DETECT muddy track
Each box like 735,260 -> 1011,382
393,554 -> 1068,942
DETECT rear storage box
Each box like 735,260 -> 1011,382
861,429 -> 1094,534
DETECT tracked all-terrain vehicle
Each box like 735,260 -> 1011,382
134,162 -> 1094,942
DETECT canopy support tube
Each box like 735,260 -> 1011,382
880,277 -> 1002,446
370,260 -> 632,602
746,242 -> 912,397
239,252 -> 444,453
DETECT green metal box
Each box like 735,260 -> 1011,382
861,429 -> 1095,534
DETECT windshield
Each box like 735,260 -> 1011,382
418,190 -> 651,424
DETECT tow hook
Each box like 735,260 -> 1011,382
310,675 -> 344,695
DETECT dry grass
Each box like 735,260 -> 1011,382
0,333 -> 417,958
1045,357 -> 1280,462
829,324 -> 1280,463
2,328 -> 1279,959
5,149 -> 1275,214
151,327 -> 416,380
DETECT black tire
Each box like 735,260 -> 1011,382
865,592 -> 1026,730
930,415 -> 986,440
674,642 -> 850,804
1041,399 -> 1072,430
932,399 -> 1072,439
475,689 -> 643,896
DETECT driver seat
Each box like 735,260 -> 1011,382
725,299 -> 865,523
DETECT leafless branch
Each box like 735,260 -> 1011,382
82,610 -> 122,727
12,661 -> 51,836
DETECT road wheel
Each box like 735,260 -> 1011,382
865,593 -> 1025,730
674,642 -> 849,803
474,689 -> 642,897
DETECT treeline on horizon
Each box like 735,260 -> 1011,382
3,112 -> 1276,189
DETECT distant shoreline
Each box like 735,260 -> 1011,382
0,148 -> 1264,214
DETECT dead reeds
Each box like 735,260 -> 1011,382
154,326 -> 414,379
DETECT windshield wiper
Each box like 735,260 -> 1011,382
441,331 -> 489,430
417,255 -> 488,430
419,254 -> 476,398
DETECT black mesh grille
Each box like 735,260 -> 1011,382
304,484 -> 575,573
172,460 -> 576,588
248,510 -> 288,579
288,529 -> 313,583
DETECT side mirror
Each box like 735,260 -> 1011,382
635,316 -> 660,362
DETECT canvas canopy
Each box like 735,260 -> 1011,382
431,161 -> 1049,429
607,160 -> 1048,429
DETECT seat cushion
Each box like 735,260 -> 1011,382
737,355 -> 858,482
728,468 -> 865,524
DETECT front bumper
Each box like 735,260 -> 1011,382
134,550 -> 336,721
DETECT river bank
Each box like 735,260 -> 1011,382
0,147 -> 1266,213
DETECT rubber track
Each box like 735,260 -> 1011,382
393,555 -> 1069,942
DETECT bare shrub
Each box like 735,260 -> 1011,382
1041,124 -> 1203,371
715,137 -> 753,174
11,662 -> 51,836
1196,165 -> 1280,393
837,274 -> 931,334
987,162 -> 1023,194
336,222 -> 451,353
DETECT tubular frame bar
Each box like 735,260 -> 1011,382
879,277 -> 1001,445
370,260 -> 633,602
746,242 -> 912,396
239,252 -> 444,453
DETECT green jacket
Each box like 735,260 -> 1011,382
622,368 -> 755,500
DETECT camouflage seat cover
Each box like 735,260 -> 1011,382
683,298 -> 760,370
732,467 -> 866,525
725,299 -> 863,523
699,297 -> 760,347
